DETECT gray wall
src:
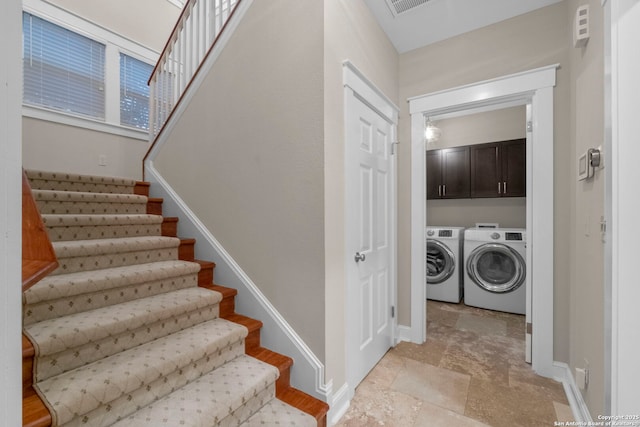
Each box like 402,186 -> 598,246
23,118 -> 149,180
154,0 -> 327,360
397,2 -> 572,364
426,106 -> 526,229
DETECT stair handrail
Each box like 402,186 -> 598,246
146,0 -> 240,147
22,170 -> 58,292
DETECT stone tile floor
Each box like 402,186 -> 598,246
336,300 -> 574,427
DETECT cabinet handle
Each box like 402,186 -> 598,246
443,185 -> 446,196
503,181 -> 507,194
438,185 -> 441,196
498,182 -> 502,194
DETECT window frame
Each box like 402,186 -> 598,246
22,0 -> 159,140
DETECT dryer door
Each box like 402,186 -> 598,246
467,243 -> 525,293
426,240 -> 455,284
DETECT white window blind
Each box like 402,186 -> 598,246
120,54 -> 153,130
23,12 -> 106,119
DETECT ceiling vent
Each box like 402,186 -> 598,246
385,0 -> 432,17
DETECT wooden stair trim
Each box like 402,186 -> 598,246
161,217 -> 178,237
178,238 -> 196,261
278,388 -> 329,427
146,197 -> 164,215
202,284 -> 237,317
23,394 -> 51,427
22,170 -> 58,292
134,181 -> 150,196
247,347 -> 293,395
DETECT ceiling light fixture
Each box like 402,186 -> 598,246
425,117 -> 441,145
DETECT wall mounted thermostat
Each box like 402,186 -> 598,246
578,148 -> 601,181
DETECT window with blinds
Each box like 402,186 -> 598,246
22,12 -> 106,119
120,54 -> 153,130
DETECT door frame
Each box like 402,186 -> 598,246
605,0 -> 640,414
408,64 -> 558,378
343,60 -> 399,396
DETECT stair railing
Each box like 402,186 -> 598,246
148,0 -> 239,141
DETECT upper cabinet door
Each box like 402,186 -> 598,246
501,139 -> 526,197
441,146 -> 470,199
426,150 -> 442,199
470,143 -> 501,198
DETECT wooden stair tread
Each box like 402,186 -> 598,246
248,346 -> 293,372
23,393 -> 51,427
224,313 -> 263,333
278,388 -> 329,426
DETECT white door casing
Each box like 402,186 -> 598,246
408,64 -> 557,378
344,61 -> 398,394
606,0 -> 640,414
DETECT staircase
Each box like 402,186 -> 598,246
22,170 -> 328,427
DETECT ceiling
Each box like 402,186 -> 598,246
363,0 -> 564,53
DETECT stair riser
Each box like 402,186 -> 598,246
52,247 -> 179,275
24,273 -> 199,326
29,179 -> 134,194
33,303 -> 220,382
36,200 -> 147,215
44,339 -> 247,427
45,223 -> 162,242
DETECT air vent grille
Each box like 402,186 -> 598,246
385,0 -> 431,16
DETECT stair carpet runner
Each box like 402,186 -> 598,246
23,170 -> 317,427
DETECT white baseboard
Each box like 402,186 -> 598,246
396,324 -> 413,343
328,382 -> 351,426
553,361 -> 593,423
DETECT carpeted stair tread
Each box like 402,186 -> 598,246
25,170 -> 136,194
34,318 -> 249,426
240,398 -> 317,427
23,260 -> 202,325
53,236 -> 180,258
43,214 -> 164,241
42,214 -> 163,228
32,189 -> 148,215
51,236 -> 181,275
111,354 -> 279,427
26,287 -> 223,380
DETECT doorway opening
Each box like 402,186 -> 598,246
408,65 -> 558,378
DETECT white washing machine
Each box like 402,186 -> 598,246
463,228 -> 527,314
426,226 -> 464,303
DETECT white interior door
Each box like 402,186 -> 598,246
346,92 -> 394,389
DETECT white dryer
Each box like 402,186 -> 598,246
426,226 -> 464,303
463,228 -> 526,314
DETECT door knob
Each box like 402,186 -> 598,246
354,252 -> 366,263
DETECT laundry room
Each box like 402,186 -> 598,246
424,104 -> 530,358
426,105 -> 526,230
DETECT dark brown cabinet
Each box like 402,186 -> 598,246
470,139 -> 525,198
427,138 -> 525,200
426,146 -> 470,199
